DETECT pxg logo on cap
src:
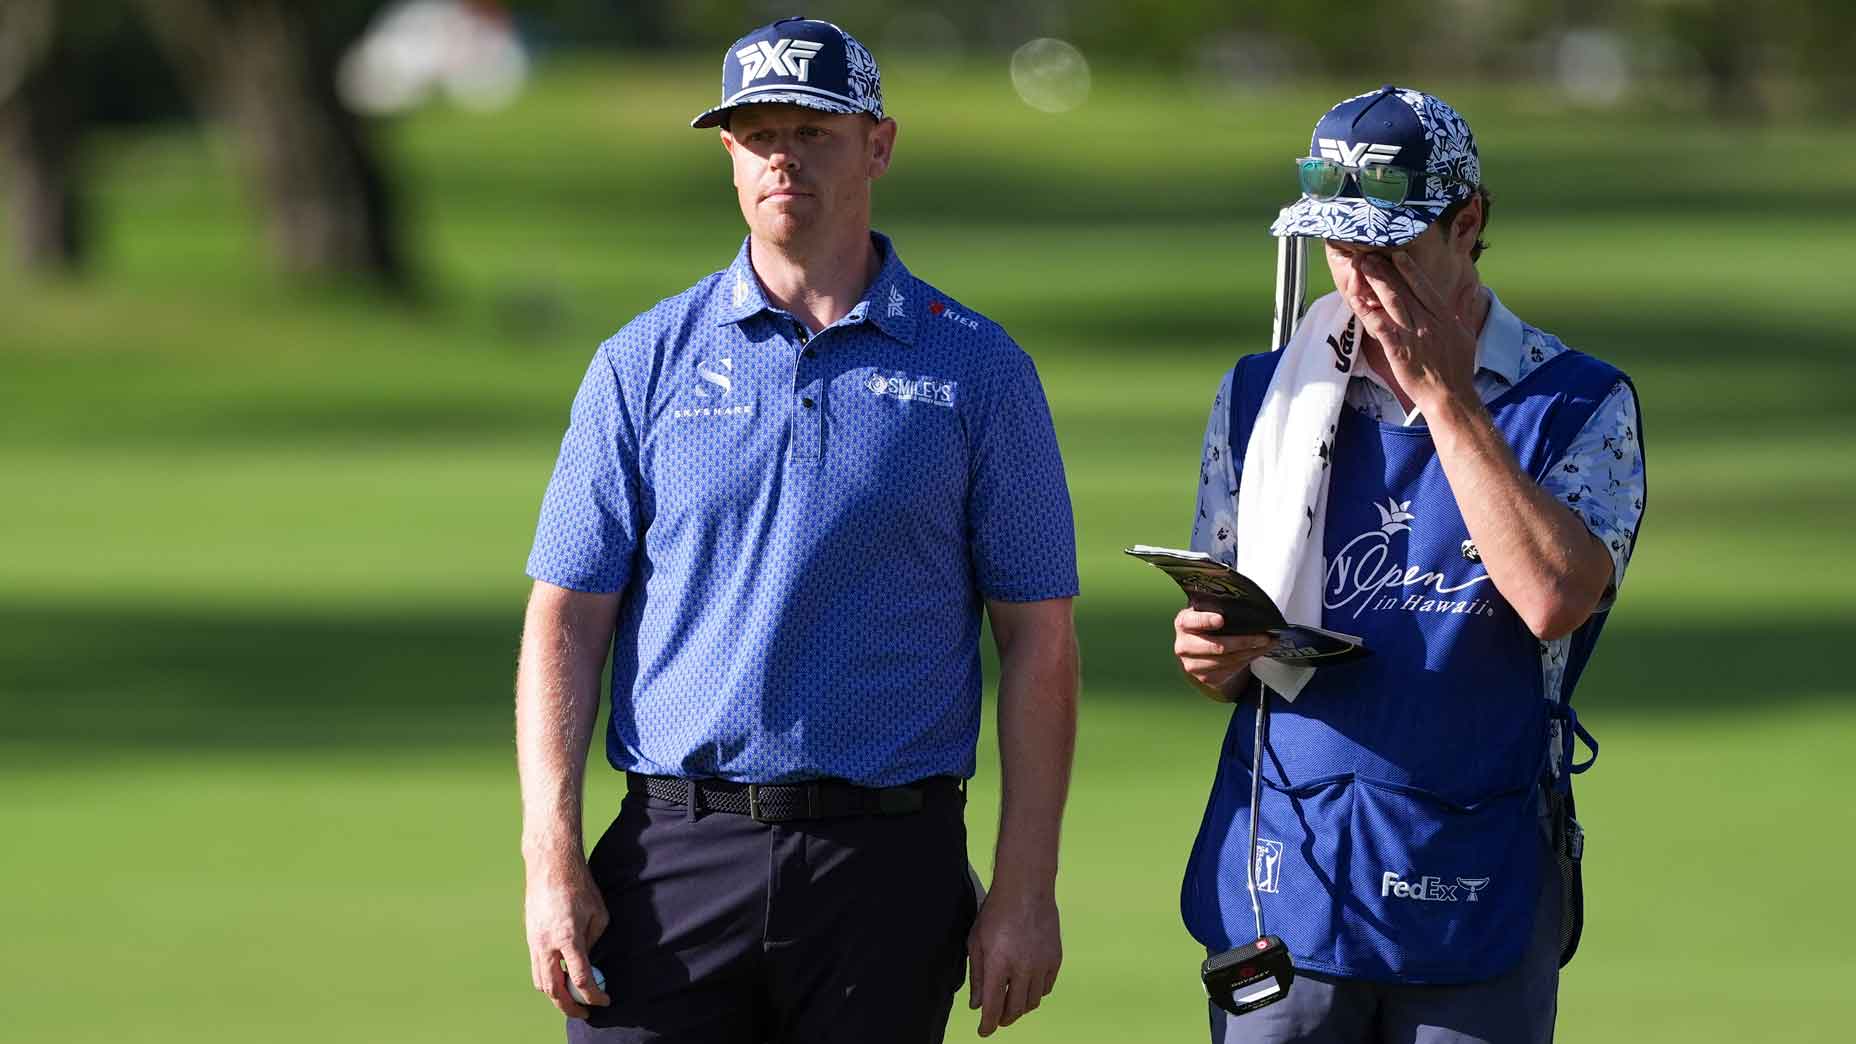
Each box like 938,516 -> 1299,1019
1271,85 -> 1481,248
691,17 -> 884,129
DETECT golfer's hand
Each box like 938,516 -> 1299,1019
1174,608 -> 1275,702
967,882 -> 1061,1036
524,854 -> 610,1018
1346,251 -> 1479,409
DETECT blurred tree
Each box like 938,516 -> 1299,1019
1787,0 -> 1856,115
1641,0 -> 1768,118
133,0 -> 410,289
0,0 -> 85,270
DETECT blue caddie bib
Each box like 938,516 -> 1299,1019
1181,347 -> 1629,984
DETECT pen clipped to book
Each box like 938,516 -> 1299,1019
1124,545 -> 1370,667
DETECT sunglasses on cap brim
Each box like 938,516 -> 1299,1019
1296,157 -> 1475,209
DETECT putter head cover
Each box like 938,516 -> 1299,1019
1202,935 -> 1295,1017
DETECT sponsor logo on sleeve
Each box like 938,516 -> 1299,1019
928,300 -> 979,330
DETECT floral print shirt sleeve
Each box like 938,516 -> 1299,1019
1538,380 -> 1645,609
1190,368 -> 1241,567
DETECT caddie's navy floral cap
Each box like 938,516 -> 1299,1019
1271,86 -> 1481,247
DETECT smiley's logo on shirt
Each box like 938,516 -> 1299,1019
865,371 -> 955,408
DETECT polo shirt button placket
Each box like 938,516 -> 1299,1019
790,319 -> 824,464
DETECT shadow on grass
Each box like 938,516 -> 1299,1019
2,601 -> 1845,755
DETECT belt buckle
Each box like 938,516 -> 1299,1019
748,783 -> 767,823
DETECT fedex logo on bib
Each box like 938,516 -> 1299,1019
1381,871 -> 1492,904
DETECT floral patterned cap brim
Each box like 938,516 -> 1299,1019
1269,195 -> 1446,247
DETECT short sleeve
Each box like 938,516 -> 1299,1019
965,346 -> 1079,602
525,343 -> 644,592
1540,380 -> 1645,609
1190,368 -> 1240,567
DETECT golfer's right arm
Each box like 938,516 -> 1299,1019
517,581 -> 620,1017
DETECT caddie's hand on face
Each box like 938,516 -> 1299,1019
525,856 -> 611,1018
1345,247 -> 1479,405
1173,607 -> 1276,702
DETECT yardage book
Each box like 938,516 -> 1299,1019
1124,545 -> 1370,667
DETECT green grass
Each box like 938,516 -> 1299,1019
3,57 -> 1854,1041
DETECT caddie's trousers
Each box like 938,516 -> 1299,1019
566,781 -> 976,1044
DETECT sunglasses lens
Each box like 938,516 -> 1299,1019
1355,165 -> 1411,207
1297,158 -> 1346,200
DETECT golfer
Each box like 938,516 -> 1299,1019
516,17 -> 1078,1044
1173,87 -> 1645,1043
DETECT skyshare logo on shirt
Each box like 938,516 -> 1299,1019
675,358 -> 754,420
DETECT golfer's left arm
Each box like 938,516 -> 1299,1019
958,343 -> 1078,1037
970,596 -> 1077,1037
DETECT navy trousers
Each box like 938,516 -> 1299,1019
567,783 -> 976,1044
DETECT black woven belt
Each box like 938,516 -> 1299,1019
626,772 -> 959,822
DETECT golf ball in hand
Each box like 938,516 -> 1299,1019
568,964 -> 607,1006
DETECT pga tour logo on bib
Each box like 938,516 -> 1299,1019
866,371 -> 956,408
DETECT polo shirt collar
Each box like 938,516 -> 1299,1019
1477,288 -> 1523,385
855,232 -> 916,346
715,237 -> 774,327
712,232 -> 917,346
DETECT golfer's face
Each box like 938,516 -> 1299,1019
722,106 -> 893,246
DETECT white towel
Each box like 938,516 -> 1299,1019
1236,291 -> 1358,702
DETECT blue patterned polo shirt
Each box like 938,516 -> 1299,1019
527,233 -> 1079,786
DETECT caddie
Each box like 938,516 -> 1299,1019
1171,86 -> 1646,1043
515,17 -> 1080,1044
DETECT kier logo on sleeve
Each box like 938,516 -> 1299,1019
737,39 -> 826,84
929,301 -> 979,330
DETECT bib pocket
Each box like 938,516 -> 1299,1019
1325,774 -> 1541,983
1180,759 -> 1544,985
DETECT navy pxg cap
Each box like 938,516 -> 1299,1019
1271,86 -> 1482,248
691,17 -> 885,130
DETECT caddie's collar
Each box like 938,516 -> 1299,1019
1475,288 -> 1523,385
